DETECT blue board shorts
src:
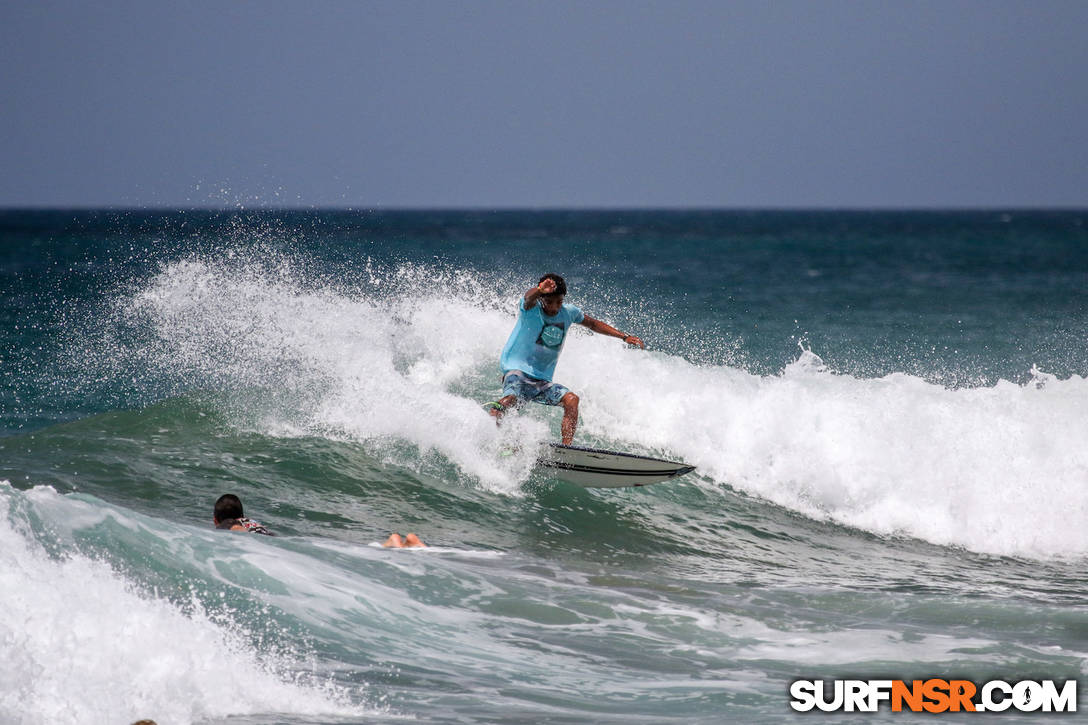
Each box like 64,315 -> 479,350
502,370 -> 571,406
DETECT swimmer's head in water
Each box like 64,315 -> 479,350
213,493 -> 244,523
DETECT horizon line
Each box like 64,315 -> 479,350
2,204 -> 1086,213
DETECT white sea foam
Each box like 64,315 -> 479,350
122,258 -> 544,493
565,340 -> 1088,559
0,483 -> 366,725
122,259 -> 1088,558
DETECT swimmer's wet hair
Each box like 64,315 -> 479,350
214,494 -> 244,522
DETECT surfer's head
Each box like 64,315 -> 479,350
538,273 -> 566,315
539,273 -> 567,296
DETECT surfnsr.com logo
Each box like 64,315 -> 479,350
790,679 -> 1077,713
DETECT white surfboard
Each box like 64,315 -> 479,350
536,443 -> 695,488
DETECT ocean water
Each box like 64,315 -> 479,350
1,209 -> 1086,724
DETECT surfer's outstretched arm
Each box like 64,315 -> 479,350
579,315 -> 645,349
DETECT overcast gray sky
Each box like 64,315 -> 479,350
2,0 -> 1086,208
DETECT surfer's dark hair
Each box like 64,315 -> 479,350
214,493 -> 244,522
539,273 -> 566,296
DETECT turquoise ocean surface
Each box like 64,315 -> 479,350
1,209 -> 1086,723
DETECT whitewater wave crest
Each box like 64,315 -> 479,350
90,257 -> 1088,557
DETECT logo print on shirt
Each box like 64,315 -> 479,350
537,323 -> 566,349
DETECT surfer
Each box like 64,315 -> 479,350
212,494 -> 274,536
487,273 -> 644,445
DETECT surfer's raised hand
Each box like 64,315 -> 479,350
622,335 -> 646,349
524,276 -> 563,309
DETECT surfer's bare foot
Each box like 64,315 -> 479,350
486,395 -> 518,423
403,533 -> 426,547
383,533 -> 404,547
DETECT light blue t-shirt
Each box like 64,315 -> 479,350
500,298 -> 585,381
